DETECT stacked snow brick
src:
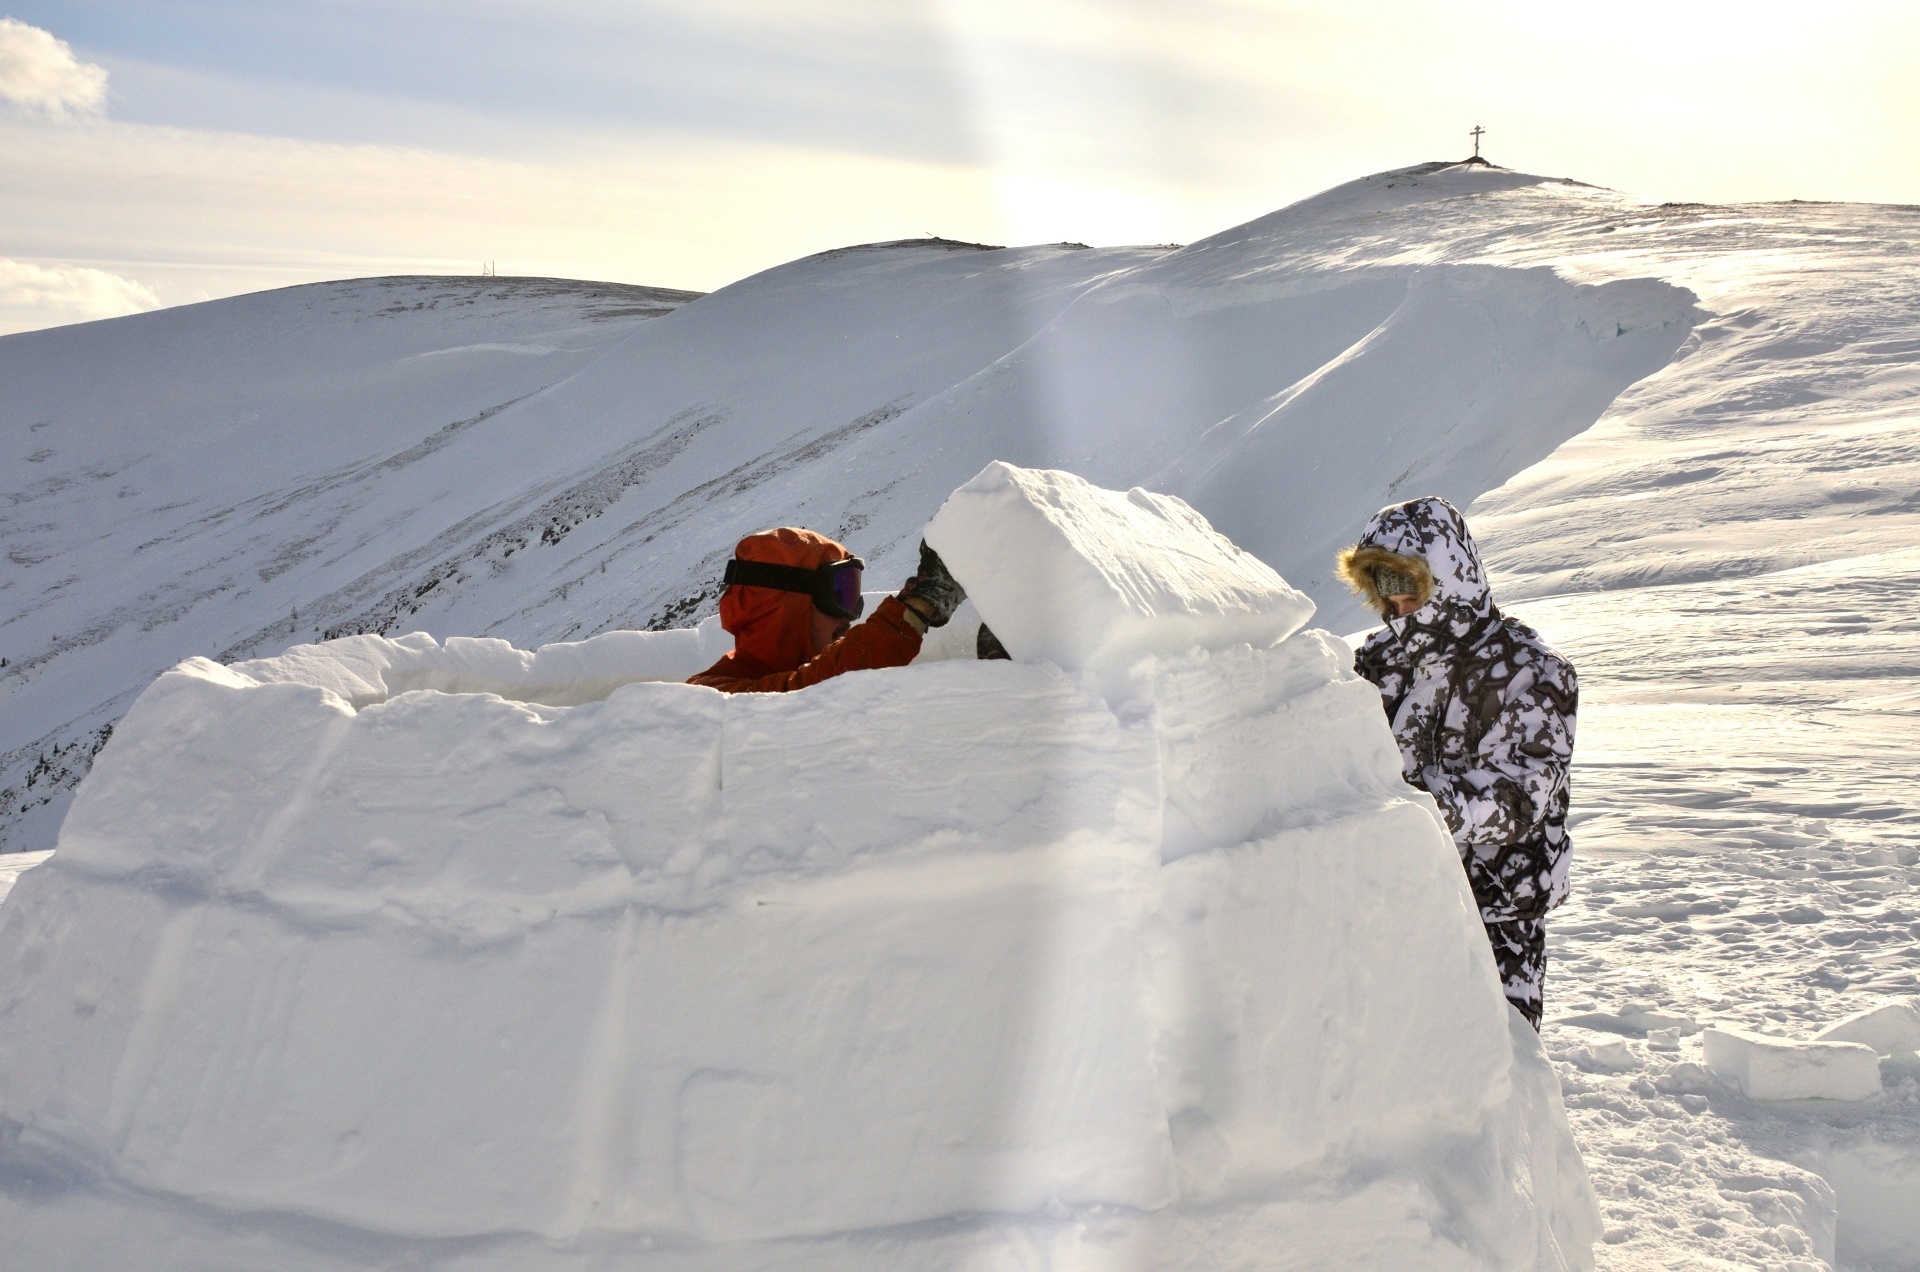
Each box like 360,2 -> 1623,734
0,465 -> 1599,1271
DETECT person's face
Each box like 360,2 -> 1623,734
1387,594 -> 1422,618
810,605 -> 851,654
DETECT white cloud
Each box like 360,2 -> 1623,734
0,18 -> 108,116
3,0 -> 1917,334
0,114 -> 1005,318
0,259 -> 159,335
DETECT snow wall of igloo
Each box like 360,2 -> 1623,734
0,464 -> 1598,1270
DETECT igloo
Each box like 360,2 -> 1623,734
0,464 -> 1597,1270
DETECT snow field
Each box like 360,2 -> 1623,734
0,471 -> 1598,1268
0,276 -> 703,854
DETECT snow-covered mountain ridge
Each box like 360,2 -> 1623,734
2,162 -> 1702,856
1,275 -> 701,851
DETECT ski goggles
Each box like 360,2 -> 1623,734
723,555 -> 866,620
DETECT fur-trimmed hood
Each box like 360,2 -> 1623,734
1336,544 -> 1436,615
1338,496 -> 1494,622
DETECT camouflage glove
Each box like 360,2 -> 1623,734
898,540 -> 966,627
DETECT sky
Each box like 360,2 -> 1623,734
1,0 -> 1917,334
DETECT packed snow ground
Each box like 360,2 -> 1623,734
3,161 -> 1919,1268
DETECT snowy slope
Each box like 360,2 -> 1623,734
0,276 -> 700,852
1462,202 -> 1920,1270
0,175 -> 1696,855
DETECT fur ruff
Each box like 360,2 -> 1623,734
1336,544 -> 1435,615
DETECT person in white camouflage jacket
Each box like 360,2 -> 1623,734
1338,496 -> 1578,1029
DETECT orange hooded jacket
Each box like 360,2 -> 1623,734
687,528 -> 923,694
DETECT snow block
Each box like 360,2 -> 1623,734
924,462 -> 1315,670
1703,1027 -> 1883,1102
1814,999 -> 1920,1058
1124,636 -> 1516,1193
230,626 -> 717,710
0,472 -> 1595,1270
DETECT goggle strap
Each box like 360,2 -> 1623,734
724,559 -> 820,595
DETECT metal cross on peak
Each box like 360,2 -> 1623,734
1470,125 -> 1486,159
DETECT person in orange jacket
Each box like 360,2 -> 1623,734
688,527 -> 966,694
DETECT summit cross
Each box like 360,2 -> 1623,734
1470,125 -> 1486,158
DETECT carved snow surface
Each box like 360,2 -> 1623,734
0,474 -> 1598,1270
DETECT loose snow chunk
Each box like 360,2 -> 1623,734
1703,1027 -> 1882,1102
1814,999 -> 1920,1057
1565,1038 -> 1640,1073
924,462 -> 1314,670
